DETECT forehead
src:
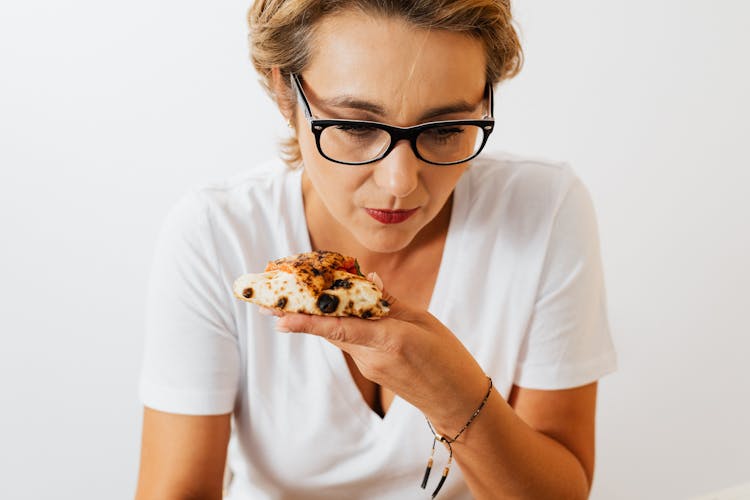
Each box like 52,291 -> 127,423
303,10 -> 487,118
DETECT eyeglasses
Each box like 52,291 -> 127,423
291,73 -> 494,166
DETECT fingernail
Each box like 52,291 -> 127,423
368,271 -> 384,291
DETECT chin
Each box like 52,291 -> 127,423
353,228 -> 416,254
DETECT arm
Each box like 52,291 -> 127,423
439,172 -> 606,498
135,407 -> 231,500
276,302 -> 598,499
137,191 -> 240,499
439,381 -> 596,500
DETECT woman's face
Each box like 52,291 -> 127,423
293,10 -> 488,254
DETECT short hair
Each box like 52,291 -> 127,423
248,0 -> 523,168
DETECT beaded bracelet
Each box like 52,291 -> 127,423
420,376 -> 493,498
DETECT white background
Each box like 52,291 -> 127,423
1,1 -> 748,499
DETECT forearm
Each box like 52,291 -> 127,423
277,300 -> 595,497
427,388 -> 591,500
136,409 -> 230,500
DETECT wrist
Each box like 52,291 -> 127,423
424,375 -> 493,442
424,372 -> 492,438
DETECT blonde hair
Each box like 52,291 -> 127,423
248,0 -> 523,168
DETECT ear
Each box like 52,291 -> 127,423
270,67 -> 294,123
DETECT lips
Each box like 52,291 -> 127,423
365,208 -> 418,224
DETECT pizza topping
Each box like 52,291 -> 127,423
337,257 -> 365,277
242,288 -> 254,299
330,279 -> 353,290
316,293 -> 339,314
276,297 -> 288,309
266,250 -> 350,293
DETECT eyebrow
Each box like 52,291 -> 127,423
318,95 -> 482,122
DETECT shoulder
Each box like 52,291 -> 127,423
460,152 -> 584,231
466,151 -> 578,206
166,157 -> 297,226
153,158 -> 304,279
151,157 -> 298,268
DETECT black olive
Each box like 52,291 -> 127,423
317,293 -> 339,314
330,279 -> 352,289
361,310 -> 373,319
380,299 -> 390,307
242,288 -> 253,299
276,297 -> 287,309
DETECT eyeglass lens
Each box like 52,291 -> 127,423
319,123 -> 484,164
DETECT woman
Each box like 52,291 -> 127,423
136,1 -> 617,499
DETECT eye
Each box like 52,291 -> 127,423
334,124 -> 379,137
424,126 -> 466,143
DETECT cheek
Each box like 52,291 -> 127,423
299,139 -> 369,211
296,125 -> 319,165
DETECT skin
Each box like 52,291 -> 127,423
136,10 -> 597,500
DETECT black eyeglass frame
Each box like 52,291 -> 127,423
291,73 -> 495,166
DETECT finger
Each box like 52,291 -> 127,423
378,292 -> 426,323
258,306 -> 284,317
362,272 -> 410,319
366,271 -> 384,291
276,313 -> 384,347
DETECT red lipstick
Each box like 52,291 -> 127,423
365,208 -> 418,224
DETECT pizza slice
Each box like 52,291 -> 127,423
233,250 -> 390,319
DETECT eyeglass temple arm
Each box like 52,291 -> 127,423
291,73 -> 314,121
292,72 -> 493,121
487,82 -> 495,119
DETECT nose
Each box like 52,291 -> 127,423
373,140 -> 420,198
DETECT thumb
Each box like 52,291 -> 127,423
366,271 -> 417,322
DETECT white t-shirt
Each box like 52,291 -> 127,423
140,153 -> 617,500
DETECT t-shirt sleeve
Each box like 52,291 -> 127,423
139,190 -> 240,415
514,172 -> 617,389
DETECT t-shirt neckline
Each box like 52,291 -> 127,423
286,166 -> 470,430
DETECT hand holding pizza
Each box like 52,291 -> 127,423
273,272 -> 489,431
234,251 -> 488,430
